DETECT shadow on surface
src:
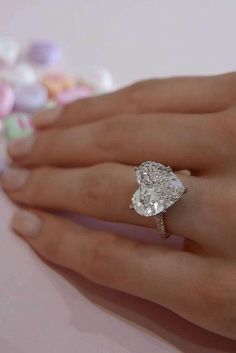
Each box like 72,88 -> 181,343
46,214 -> 236,353
49,266 -> 236,353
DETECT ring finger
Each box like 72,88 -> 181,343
1,163 -> 205,241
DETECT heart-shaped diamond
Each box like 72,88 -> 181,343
132,161 -> 186,217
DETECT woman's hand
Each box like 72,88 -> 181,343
1,73 -> 236,339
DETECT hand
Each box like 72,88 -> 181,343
1,73 -> 236,339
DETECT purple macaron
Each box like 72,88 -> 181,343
14,83 -> 48,113
28,40 -> 62,66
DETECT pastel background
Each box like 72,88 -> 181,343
0,1 -> 236,352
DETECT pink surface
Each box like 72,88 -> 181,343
1,1 -> 236,352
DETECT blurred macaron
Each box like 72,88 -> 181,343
28,40 -> 62,66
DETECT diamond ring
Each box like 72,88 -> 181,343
131,161 -> 187,238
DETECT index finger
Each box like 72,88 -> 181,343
33,73 -> 236,128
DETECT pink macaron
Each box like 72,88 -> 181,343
55,84 -> 94,105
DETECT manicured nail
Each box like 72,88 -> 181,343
33,106 -> 62,127
12,210 -> 42,237
1,167 -> 30,190
7,134 -> 36,158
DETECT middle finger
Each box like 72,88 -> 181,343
8,112 -> 220,172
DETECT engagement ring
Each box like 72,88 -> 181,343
131,161 -> 187,238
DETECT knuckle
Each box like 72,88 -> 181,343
84,232 -> 120,285
127,81 -> 147,95
79,164 -> 113,213
21,167 -> 51,204
43,131 -> 61,163
212,110 -> 236,155
123,80 -> 151,113
199,275 -> 226,310
42,229 -> 65,261
227,111 -> 236,143
197,263 -> 236,336
94,118 -> 125,158
221,72 -> 236,101
33,130 -> 60,165
199,181 -> 236,244
212,72 -> 236,109
34,132 -> 48,158
200,180 -> 224,223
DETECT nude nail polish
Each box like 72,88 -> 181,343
7,134 -> 36,158
12,210 -> 42,237
1,167 -> 30,190
33,106 -> 62,127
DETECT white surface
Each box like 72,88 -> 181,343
0,1 -> 236,353
1,0 -> 236,84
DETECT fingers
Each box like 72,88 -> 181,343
8,113 -> 220,171
33,72 -> 236,129
1,163 -> 203,240
11,208 -> 208,326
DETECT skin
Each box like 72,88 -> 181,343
1,72 -> 236,339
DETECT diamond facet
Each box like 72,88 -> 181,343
132,188 -> 164,216
132,161 -> 185,217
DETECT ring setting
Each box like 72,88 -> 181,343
131,161 -> 187,238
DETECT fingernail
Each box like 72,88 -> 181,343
33,106 -> 62,127
12,210 -> 42,237
7,134 -> 36,158
1,167 -> 30,190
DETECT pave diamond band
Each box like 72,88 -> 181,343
131,161 -> 186,238
155,213 -> 169,239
